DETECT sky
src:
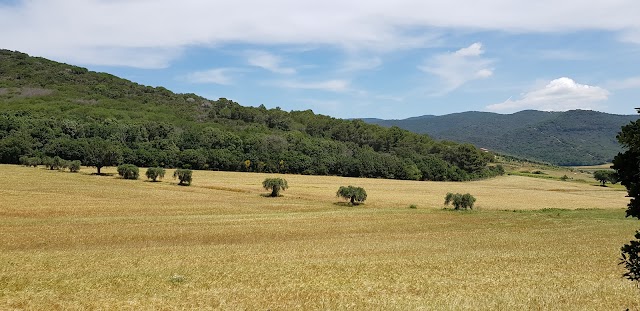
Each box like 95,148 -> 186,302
1,0 -> 639,119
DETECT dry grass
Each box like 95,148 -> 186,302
1,164 -> 639,310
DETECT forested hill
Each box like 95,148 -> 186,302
363,110 -> 639,166
0,49 -> 502,181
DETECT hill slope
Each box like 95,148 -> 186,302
364,110 -> 638,165
0,49 -> 502,181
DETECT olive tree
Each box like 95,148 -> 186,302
262,178 -> 288,197
173,169 -> 192,186
336,186 -> 367,205
613,111 -> 640,284
68,160 -> 81,173
444,192 -> 476,210
117,164 -> 139,180
145,167 -> 166,182
593,170 -> 617,186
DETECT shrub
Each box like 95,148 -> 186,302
173,169 -> 192,186
68,160 -> 81,173
409,204 -> 417,209
262,178 -> 288,197
444,192 -> 476,210
560,174 -> 569,181
117,164 -> 139,180
336,186 -> 367,205
145,167 -> 166,182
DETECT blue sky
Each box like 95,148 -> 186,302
1,0 -> 639,119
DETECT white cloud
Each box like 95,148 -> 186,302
185,68 -> 243,85
247,51 -> 295,74
419,42 -> 494,94
276,79 -> 350,92
1,0 -> 640,67
487,77 -> 609,112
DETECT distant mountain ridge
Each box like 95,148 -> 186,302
363,110 -> 639,166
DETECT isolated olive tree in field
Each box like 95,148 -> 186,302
593,170 -> 617,186
613,112 -> 640,284
117,164 -> 139,180
336,186 -> 367,205
145,167 -> 166,182
444,192 -> 476,210
173,169 -> 192,186
262,178 -> 288,197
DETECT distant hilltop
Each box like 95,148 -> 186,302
362,109 -> 639,166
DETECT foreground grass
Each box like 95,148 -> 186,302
1,165 -> 639,309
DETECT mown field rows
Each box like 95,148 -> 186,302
1,165 -> 639,309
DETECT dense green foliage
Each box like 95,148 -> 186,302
145,167 -> 166,182
117,164 -> 139,180
262,178 -> 288,197
173,169 -> 192,186
612,112 -> 640,283
365,110 -> 639,166
593,170 -> 617,186
444,193 -> 476,210
0,49 -> 502,181
336,186 -> 367,205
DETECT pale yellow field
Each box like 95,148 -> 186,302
1,164 -> 639,310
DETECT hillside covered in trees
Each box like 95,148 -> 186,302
364,110 -> 639,166
0,50 -> 502,181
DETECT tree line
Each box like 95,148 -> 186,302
0,110 -> 503,181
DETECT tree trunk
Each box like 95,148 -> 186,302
350,196 -> 355,205
97,166 -> 102,174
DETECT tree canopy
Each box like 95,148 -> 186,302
612,112 -> 640,283
336,186 -> 367,205
262,178 -> 288,197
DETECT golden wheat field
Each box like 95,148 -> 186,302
1,164 -> 639,310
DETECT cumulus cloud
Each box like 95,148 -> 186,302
276,79 -> 350,92
185,68 -> 243,85
1,0 -> 639,67
487,77 -> 609,112
247,51 -> 295,74
419,42 -> 494,94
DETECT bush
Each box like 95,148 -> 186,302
336,186 -> 367,205
145,167 -> 166,182
409,204 -> 417,209
444,192 -> 476,210
117,164 -> 139,180
173,169 -> 192,186
262,178 -> 288,197
68,160 -> 81,173
560,174 -> 569,181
